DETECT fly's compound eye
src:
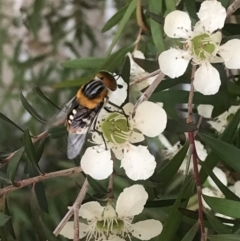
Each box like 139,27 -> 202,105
97,70 -> 117,91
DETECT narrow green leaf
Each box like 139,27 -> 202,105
204,209 -> 232,234
0,172 -> 11,185
219,0 -> 232,8
102,45 -> 134,72
203,195 -> 240,218
227,82 -> 240,95
23,129 -> 42,174
198,133 -> 240,172
62,57 -> 105,69
133,58 -> 159,73
30,186 -> 47,240
53,76 -> 93,88
144,10 -> 164,25
146,198 -> 186,208
120,55 -> 130,103
0,113 -> 24,132
0,212 -> 11,227
102,5 -> 128,32
158,178 -> 194,241
166,119 -> 197,132
35,87 -> 60,110
200,110 -> 240,182
48,126 -> 67,139
158,142 -> 189,186
181,222 -> 199,241
35,182 -> 49,213
7,147 -> 25,183
20,92 -> 46,124
208,234 -> 240,241
184,0 -> 198,19
106,0 -> 137,55
4,199 -> 16,239
34,139 -> 45,163
149,1 -> 165,53
30,0 -> 44,39
200,161 -> 240,201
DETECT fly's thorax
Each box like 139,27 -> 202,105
76,79 -> 108,109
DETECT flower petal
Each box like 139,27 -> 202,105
60,221 -> 89,239
197,1 -> 226,33
129,131 -> 145,143
158,48 -> 191,78
121,144 -> 156,181
131,220 -> 163,240
194,62 -> 221,95
81,147 -> 113,180
116,184 -> 148,217
234,181 -> 240,198
218,39 -> 240,69
134,101 -> 167,137
195,140 -> 207,161
109,75 -> 128,106
197,104 -> 214,118
79,201 -> 104,220
164,10 -> 192,39
208,167 -> 227,191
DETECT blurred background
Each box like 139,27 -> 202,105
0,1 -> 137,240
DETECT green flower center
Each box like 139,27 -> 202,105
96,219 -> 124,235
191,33 -> 216,60
101,113 -> 130,145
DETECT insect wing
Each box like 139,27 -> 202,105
67,103 -> 103,159
47,97 -> 77,129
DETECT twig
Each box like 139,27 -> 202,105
227,0 -> 240,16
108,172 -> 114,200
187,65 -> 196,124
187,65 -> 206,241
54,178 -> 89,237
133,70 -> 165,113
136,0 -> 149,33
134,28 -> 143,51
0,166 -> 82,195
74,202 -> 80,241
188,132 -> 206,241
130,69 -> 161,86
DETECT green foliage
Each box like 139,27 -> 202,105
0,0 -> 240,240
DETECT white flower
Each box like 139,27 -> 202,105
158,0 -> 240,95
207,167 -> 227,191
197,104 -> 214,118
128,50 -> 155,91
229,181 -> 240,198
202,187 -> 224,210
60,185 -> 163,241
202,167 -> 227,209
198,104 -> 240,133
81,101 -> 167,180
159,135 -> 207,173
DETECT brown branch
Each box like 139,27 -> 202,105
187,65 -> 196,124
188,132 -> 206,241
130,69 -> 161,86
54,178 -> 89,237
227,0 -> 240,17
108,172 -> 114,200
136,0 -> 149,32
133,70 -> 165,113
187,65 -> 206,241
0,166 -> 82,195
